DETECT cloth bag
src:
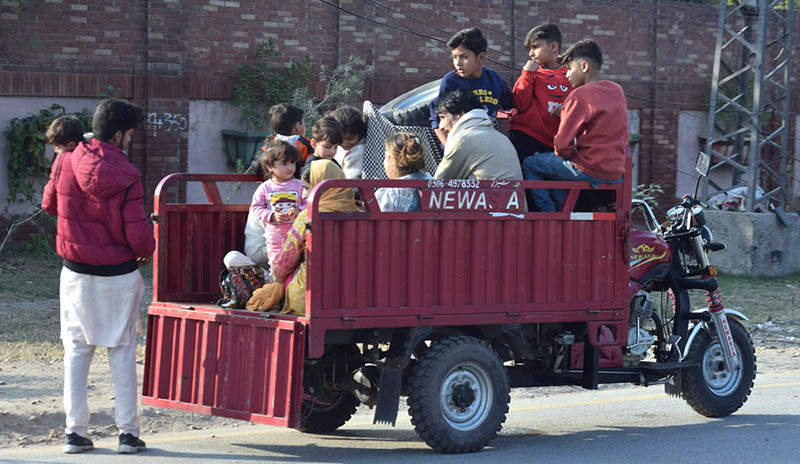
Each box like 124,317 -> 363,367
217,265 -> 266,309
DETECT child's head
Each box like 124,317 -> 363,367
330,106 -> 366,151
269,103 -> 306,136
260,140 -> 301,182
560,39 -> 603,88
311,116 -> 343,160
300,163 -> 312,199
46,116 -> 85,154
447,27 -> 487,79
524,23 -> 562,68
92,98 -> 145,150
384,132 -> 426,179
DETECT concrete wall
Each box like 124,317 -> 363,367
676,111 -> 705,199
705,210 -> 800,277
795,115 -> 800,210
186,100 -> 256,205
629,109 -> 640,189
0,97 -> 100,216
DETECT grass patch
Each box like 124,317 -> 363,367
0,251 -> 62,301
0,250 -> 153,361
716,271 -> 800,324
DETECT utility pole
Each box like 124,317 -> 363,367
702,0 -> 793,224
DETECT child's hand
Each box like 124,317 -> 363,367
275,208 -> 298,224
523,59 -> 539,72
285,207 -> 299,223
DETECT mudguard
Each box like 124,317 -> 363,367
682,308 -> 749,359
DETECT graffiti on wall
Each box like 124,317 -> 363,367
148,112 -> 187,136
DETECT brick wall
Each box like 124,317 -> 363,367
1,0 -> 797,205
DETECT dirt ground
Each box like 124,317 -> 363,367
1,309 -> 798,451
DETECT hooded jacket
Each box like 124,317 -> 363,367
42,138 -> 155,272
434,109 -> 522,181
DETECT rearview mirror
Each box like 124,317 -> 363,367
695,151 -> 710,177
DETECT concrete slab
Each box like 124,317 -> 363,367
705,210 -> 800,276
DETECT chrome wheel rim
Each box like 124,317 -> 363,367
439,362 -> 492,432
702,339 -> 743,396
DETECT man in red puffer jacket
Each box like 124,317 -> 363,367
42,98 -> 155,455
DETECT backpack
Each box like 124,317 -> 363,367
217,265 -> 266,309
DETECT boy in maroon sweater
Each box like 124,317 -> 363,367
522,39 -> 628,212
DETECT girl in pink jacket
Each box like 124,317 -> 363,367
249,141 -> 307,267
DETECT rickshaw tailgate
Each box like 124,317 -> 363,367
142,302 -> 306,428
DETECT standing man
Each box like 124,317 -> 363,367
42,98 -> 155,454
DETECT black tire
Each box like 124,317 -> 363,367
299,346 -> 362,434
680,318 -> 756,417
407,335 -> 510,453
298,386 -> 360,434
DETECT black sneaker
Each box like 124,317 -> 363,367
62,432 -> 94,454
118,433 -> 147,454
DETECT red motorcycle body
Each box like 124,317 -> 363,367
629,229 -> 671,282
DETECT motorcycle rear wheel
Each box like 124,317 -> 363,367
680,319 -> 756,417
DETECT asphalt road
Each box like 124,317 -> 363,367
3,371 -> 799,464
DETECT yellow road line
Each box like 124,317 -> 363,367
511,381 -> 800,413
5,381 -> 799,457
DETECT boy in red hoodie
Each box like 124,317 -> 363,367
42,98 -> 155,455
522,39 -> 628,212
509,23 -> 572,163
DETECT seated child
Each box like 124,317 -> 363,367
249,141 -> 307,266
45,115 -> 85,156
522,39 -> 628,212
331,105 -> 367,179
428,27 -> 513,146
268,103 -> 313,178
376,132 -> 432,212
304,116 -> 343,168
509,23 -> 572,163
271,160 -> 360,315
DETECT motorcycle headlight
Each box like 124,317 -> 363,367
666,206 -> 686,224
691,204 -> 706,227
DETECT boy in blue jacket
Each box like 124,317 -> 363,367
429,27 -> 513,145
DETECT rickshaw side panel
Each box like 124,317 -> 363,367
152,173 -> 261,303
309,215 -> 623,317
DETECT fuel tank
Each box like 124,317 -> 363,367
630,229 -> 671,281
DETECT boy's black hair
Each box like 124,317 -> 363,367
436,88 -> 482,116
92,98 -> 145,142
269,103 -> 305,136
447,27 -> 487,55
330,105 -> 367,139
524,23 -> 562,50
260,140 -> 301,179
311,116 -> 343,145
46,115 -> 85,146
560,39 -> 603,69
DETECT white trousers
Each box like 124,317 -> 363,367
63,324 -> 140,437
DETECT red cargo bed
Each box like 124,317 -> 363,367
143,170 -> 631,427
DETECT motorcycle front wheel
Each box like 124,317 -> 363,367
680,318 -> 756,417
